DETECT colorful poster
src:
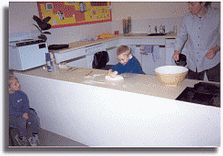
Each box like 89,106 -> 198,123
37,2 -> 112,28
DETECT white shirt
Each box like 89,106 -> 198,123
175,7 -> 220,72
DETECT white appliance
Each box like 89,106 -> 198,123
9,39 -> 48,70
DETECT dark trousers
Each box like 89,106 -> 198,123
9,110 -> 41,137
188,63 -> 220,82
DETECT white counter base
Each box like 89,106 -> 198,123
14,70 -> 220,147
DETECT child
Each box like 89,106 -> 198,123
108,45 -> 145,77
9,75 -> 40,146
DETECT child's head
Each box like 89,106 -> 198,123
116,45 -> 132,65
9,75 -> 20,94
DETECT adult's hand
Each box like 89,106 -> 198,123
206,45 -> 220,59
173,50 -> 180,61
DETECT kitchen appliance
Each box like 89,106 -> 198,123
176,82 -> 220,107
9,39 -> 48,70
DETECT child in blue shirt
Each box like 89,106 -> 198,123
9,75 -> 40,146
108,45 -> 145,77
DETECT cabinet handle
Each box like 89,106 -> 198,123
106,46 -> 117,51
137,45 -> 165,48
159,45 -> 165,48
86,43 -> 103,48
140,52 -> 148,55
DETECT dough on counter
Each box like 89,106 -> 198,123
105,75 -> 124,81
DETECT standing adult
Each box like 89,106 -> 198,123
173,2 -> 220,82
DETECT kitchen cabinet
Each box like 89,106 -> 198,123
85,43 -> 105,56
85,43 -> 106,68
52,34 -> 176,74
140,45 -> 166,75
65,43 -> 108,69
165,38 -> 176,65
125,38 -> 166,75
104,38 -> 119,48
119,38 -> 142,45
66,56 -> 88,68
54,48 -> 86,64
106,46 -> 119,65
14,67 -> 220,146
140,38 -> 166,45
104,39 -> 119,65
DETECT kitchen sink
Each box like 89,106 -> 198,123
147,33 -> 166,36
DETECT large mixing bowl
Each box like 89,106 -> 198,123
155,65 -> 188,86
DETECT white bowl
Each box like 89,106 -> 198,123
155,65 -> 188,86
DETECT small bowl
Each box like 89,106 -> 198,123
155,65 -> 188,86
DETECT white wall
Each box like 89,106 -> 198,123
9,2 -> 220,44
112,2 -> 220,20
111,2 -> 189,20
9,2 -> 39,34
111,2 -> 220,34
9,2 -> 112,44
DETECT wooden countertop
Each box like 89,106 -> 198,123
15,66 -> 201,100
52,33 -> 176,54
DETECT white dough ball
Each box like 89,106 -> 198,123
105,75 -> 124,81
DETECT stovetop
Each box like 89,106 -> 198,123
176,82 -> 220,107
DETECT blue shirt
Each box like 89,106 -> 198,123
111,55 -> 145,74
175,7 -> 220,72
9,90 -> 30,117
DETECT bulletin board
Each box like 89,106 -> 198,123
37,2 -> 112,29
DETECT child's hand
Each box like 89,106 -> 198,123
107,69 -> 118,78
23,113 -> 29,120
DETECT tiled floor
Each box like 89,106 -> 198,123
38,128 -> 86,147
9,128 -> 86,147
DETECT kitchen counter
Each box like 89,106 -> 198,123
15,66 -> 198,100
52,33 -> 176,54
13,67 -> 220,147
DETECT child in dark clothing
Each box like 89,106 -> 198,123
107,45 -> 145,78
9,75 -> 40,146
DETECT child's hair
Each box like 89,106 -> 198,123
116,45 -> 131,56
9,74 -> 18,88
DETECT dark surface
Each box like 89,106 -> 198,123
48,44 -> 69,50
92,51 -> 109,69
147,33 -> 166,36
175,54 -> 187,66
176,82 -> 220,107
15,39 -> 45,47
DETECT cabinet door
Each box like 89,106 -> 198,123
54,48 -> 86,63
133,45 -> 142,65
85,44 -> 106,68
106,46 -> 119,65
119,38 -> 142,45
66,56 -> 88,68
141,46 -> 166,75
165,39 -> 176,65
86,54 -> 94,69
